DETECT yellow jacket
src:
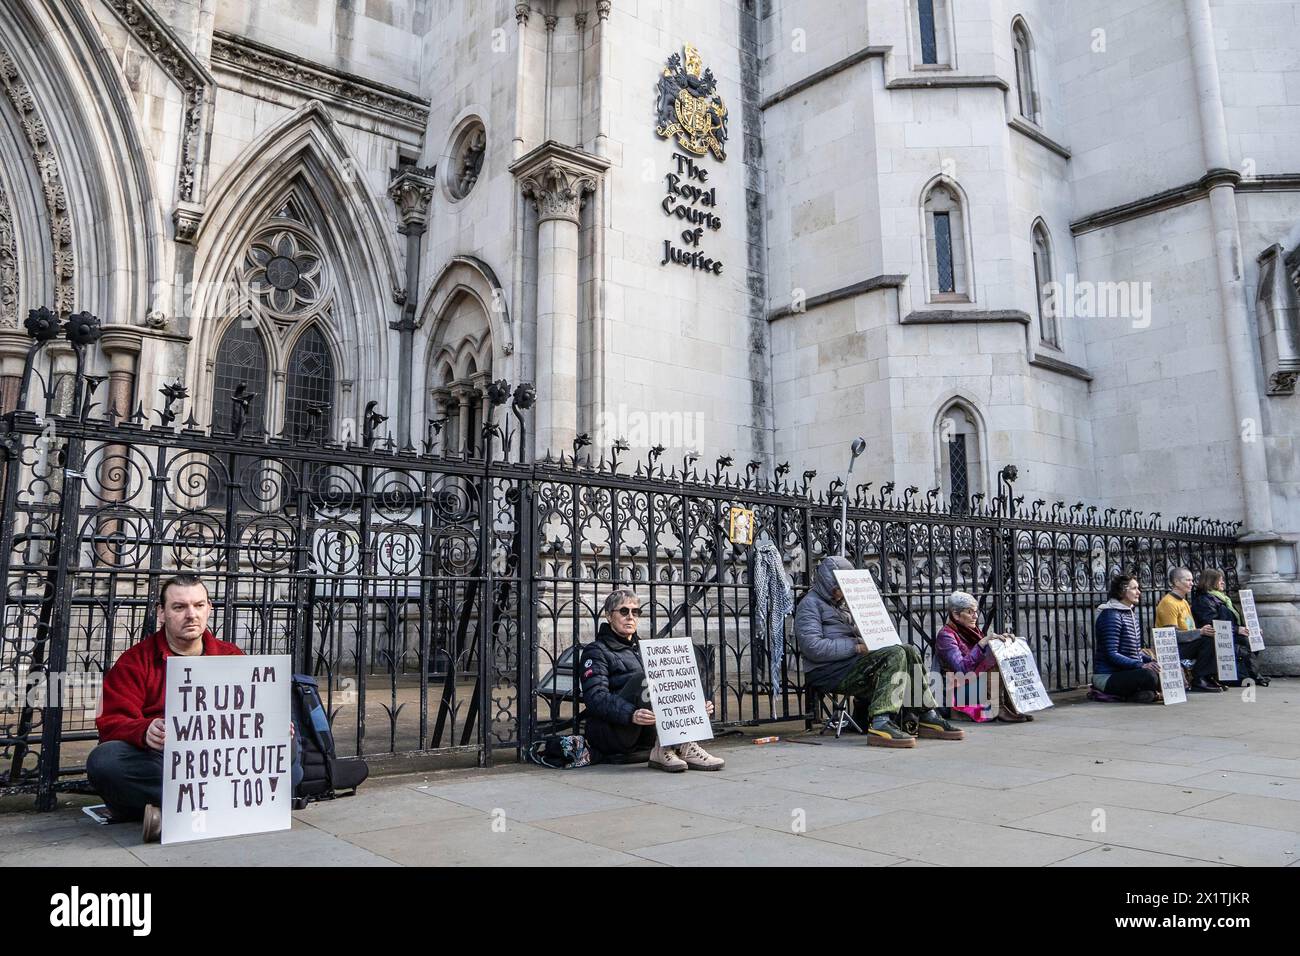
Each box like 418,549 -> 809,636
1155,593 -> 1195,631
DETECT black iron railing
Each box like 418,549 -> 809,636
0,309 -> 1241,808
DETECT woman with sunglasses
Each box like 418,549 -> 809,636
579,588 -> 723,771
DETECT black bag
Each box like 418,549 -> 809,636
526,734 -> 593,769
292,674 -> 368,808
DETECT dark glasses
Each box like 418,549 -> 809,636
614,607 -> 642,617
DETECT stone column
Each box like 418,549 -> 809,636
387,166 -> 436,448
454,385 -> 473,455
470,370 -> 492,456
1186,0 -> 1298,673
0,328 -> 29,413
95,327 -> 145,569
509,142 -> 609,459
429,386 -> 452,453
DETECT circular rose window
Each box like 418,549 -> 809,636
447,120 -> 487,201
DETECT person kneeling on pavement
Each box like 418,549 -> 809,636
578,587 -> 724,772
796,556 -> 964,748
86,575 -> 301,842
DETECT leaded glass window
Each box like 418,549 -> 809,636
919,0 -> 938,64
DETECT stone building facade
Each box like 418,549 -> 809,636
0,0 -> 1296,669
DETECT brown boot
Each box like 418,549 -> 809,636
648,743 -> 687,772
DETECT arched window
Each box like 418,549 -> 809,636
923,182 -> 970,300
211,323 -> 269,436
915,0 -> 953,67
1032,221 -> 1059,348
286,325 -> 335,441
937,402 -> 984,512
1012,19 -> 1040,123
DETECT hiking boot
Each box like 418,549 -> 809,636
1129,690 -> 1157,703
915,708 -> 965,741
677,740 -> 725,771
866,715 -> 916,748
141,804 -> 162,843
648,743 -> 687,772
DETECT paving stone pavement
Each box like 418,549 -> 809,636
3,683 -> 1297,867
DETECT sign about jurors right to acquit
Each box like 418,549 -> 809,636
989,638 -> 1054,714
638,637 -> 713,747
1238,589 -> 1266,653
162,655 -> 293,845
1152,627 -> 1186,705
832,569 -> 902,652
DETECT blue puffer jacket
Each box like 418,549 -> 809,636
1093,599 -> 1152,675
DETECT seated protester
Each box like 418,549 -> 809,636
1154,566 -> 1224,692
1190,568 -> 1267,686
796,556 -> 963,748
935,591 -> 1031,723
579,587 -> 724,772
1093,574 -> 1161,702
87,575 -> 301,843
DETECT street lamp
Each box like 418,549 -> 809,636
840,437 -> 866,556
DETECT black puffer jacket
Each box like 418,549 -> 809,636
1189,588 -> 1240,629
579,623 -> 646,726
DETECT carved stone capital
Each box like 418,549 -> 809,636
387,166 -> 436,232
544,14 -> 558,31
597,1 -> 612,20
515,2 -> 531,25
172,201 -> 204,244
510,141 -> 609,226
575,12 -> 588,29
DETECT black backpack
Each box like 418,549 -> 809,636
291,674 -> 369,808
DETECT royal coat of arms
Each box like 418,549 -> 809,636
655,43 -> 728,161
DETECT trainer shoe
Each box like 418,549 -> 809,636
866,715 -> 916,748
677,740 -> 725,771
648,743 -> 687,772
141,804 -> 162,843
915,708 -> 965,741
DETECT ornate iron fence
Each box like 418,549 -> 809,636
0,311 -> 1242,809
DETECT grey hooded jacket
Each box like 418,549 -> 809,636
795,556 -> 864,691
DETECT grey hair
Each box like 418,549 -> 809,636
1167,566 -> 1192,587
947,591 -> 978,615
602,588 -> 641,615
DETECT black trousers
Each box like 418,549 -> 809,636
1103,668 -> 1159,700
1177,634 -> 1218,680
583,674 -> 656,762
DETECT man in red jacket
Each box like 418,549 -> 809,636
88,574 -> 243,841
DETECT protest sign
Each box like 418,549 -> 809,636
1239,590 -> 1265,652
162,655 -> 292,845
989,638 -> 1053,714
1151,626 -> 1186,705
1212,620 -> 1238,683
638,637 -> 712,747
831,569 -> 902,651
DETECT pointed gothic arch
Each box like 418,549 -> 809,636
0,0 -> 164,326
188,100 -> 401,432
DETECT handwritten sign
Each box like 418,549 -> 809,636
162,655 -> 292,845
1212,620 -> 1238,682
638,638 -> 712,747
831,569 -> 901,652
1239,590 -> 1265,652
1151,627 -> 1186,705
989,638 -> 1054,714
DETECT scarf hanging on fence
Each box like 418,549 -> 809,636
753,542 -> 795,689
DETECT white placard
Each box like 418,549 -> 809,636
1152,627 -> 1186,705
831,569 -> 902,652
989,638 -> 1054,714
1212,620 -> 1238,682
1239,590 -> 1265,652
162,655 -> 293,845
638,638 -> 713,747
